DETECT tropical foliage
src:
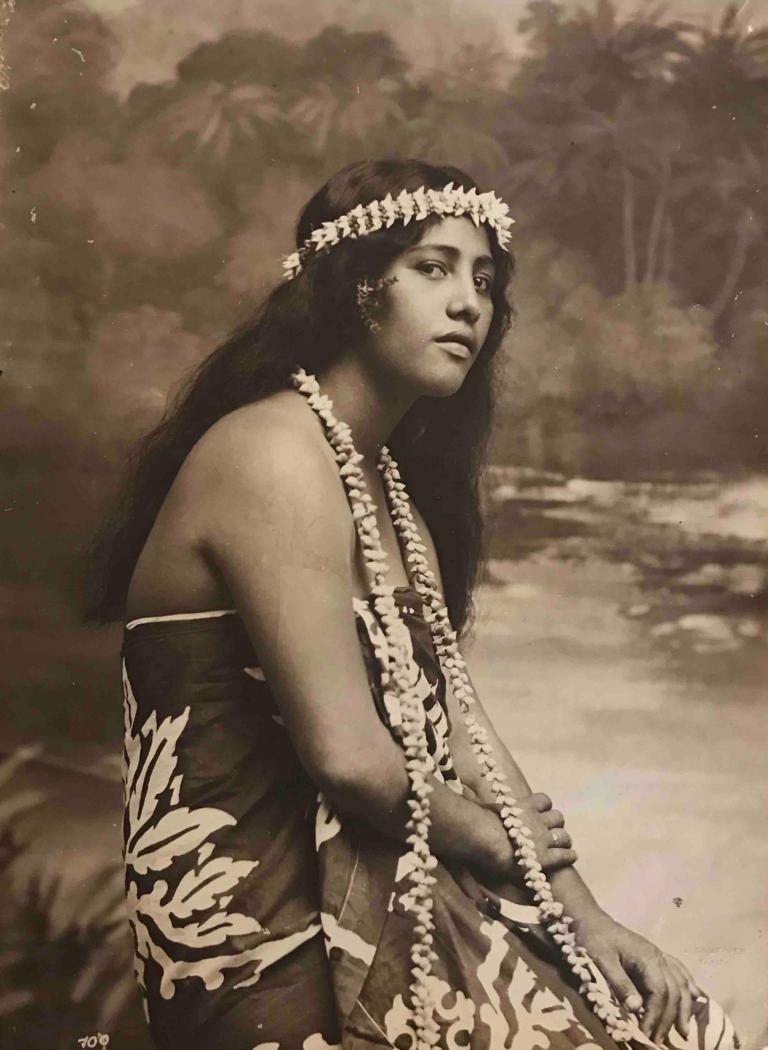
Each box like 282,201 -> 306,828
3,0 -> 765,480
0,747 -> 142,1048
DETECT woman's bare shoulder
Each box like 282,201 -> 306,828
177,394 -> 348,537
180,391 -> 339,495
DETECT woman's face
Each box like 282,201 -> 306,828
368,216 -> 496,398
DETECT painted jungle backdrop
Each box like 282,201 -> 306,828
1,0 -> 767,1046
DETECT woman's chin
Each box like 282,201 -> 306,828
419,365 -> 469,398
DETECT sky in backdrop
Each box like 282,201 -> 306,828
86,0 -> 768,98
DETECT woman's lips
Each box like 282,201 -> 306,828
435,340 -> 472,359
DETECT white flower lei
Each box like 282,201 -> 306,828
291,367 -> 635,1048
282,183 -> 515,281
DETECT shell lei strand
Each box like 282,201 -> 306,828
291,367 -> 634,1048
291,368 -> 441,1049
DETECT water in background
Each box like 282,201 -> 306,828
484,469 -> 768,669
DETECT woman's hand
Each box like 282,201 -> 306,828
477,791 -> 579,881
516,791 -> 579,874
572,911 -> 703,1043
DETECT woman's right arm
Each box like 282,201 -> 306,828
180,411 -> 542,881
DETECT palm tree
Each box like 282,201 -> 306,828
420,39 -> 513,100
394,40 -> 513,186
286,26 -> 409,158
130,80 -> 290,167
288,79 -> 405,155
686,147 -> 768,323
677,3 -> 768,86
672,2 -> 768,148
514,0 -> 693,114
503,90 -> 690,292
507,0 -> 695,290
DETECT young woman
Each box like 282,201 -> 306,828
88,159 -> 737,1050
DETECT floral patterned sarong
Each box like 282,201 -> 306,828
121,588 -> 737,1050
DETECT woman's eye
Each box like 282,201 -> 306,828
418,261 -> 448,278
417,261 -> 491,293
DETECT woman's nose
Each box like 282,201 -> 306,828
447,277 -> 481,325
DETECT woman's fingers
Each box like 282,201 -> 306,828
595,953 -> 644,1016
529,792 -> 552,813
547,827 -> 572,850
540,808 -> 565,830
674,974 -> 693,1040
510,796 -> 575,871
638,960 -> 671,1039
621,944 -> 699,1041
672,955 -> 704,999
654,969 -> 679,1043
541,847 -> 578,871
666,957 -> 695,1038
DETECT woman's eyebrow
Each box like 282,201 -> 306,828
408,243 -> 495,269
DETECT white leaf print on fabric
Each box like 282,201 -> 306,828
123,660 -> 294,1004
303,1036 -> 343,1050
497,895 -> 541,926
169,856 -> 260,919
320,911 -> 376,966
315,792 -> 341,848
126,877 -> 320,1000
250,1038 -> 341,1050
384,975 -> 476,1050
126,804 -> 237,876
168,772 -> 182,806
476,919 -> 600,1050
128,878 -> 255,999
146,880 -> 264,949
122,661 -> 137,785
126,706 -> 189,840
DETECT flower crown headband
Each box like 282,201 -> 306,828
281,182 -> 515,281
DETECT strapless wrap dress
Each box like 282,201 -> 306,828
121,587 -> 737,1050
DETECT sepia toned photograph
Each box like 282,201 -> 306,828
1,0 -> 767,1047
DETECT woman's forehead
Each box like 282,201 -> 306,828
412,215 -> 494,260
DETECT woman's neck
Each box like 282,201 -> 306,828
314,356 -> 415,462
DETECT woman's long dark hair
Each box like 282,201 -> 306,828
86,158 -> 515,637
